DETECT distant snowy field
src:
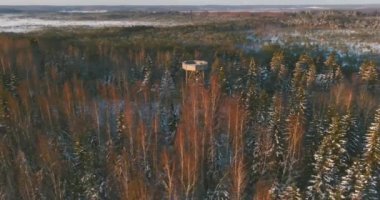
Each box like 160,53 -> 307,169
59,9 -> 109,13
0,14 -> 176,33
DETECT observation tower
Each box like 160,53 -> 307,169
182,60 -> 208,83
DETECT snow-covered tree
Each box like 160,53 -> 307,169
141,56 -> 153,89
67,135 -> 104,200
292,61 -> 307,90
115,111 -> 128,152
307,114 -> 350,199
218,65 -> 230,94
246,58 -> 259,87
270,51 -> 285,73
345,110 -> 364,158
279,184 -> 302,200
339,160 -> 364,199
159,69 -> 177,144
323,51 -> 344,83
267,93 -> 287,177
353,107 -> 380,199
359,60 -> 378,88
243,59 -> 260,122
291,54 -> 316,89
270,51 -> 286,89
232,60 -> 245,93
270,180 -> 302,200
306,63 -> 317,89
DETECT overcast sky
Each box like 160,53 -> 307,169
0,0 -> 379,5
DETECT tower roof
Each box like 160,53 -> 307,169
182,60 -> 208,72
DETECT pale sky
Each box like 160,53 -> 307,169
0,0 -> 379,5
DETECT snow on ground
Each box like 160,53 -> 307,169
0,14 -> 179,33
59,10 -> 109,13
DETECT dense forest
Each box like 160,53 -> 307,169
0,11 -> 379,200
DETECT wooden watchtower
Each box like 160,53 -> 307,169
182,60 -> 208,84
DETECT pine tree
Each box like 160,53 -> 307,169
159,70 -> 175,101
5,72 -> 18,96
284,85 -> 308,178
270,180 -> 302,200
243,59 -> 260,122
353,107 -> 380,199
334,65 -> 343,82
141,56 -> 153,89
270,51 -> 286,89
279,184 -> 302,200
211,57 -> 222,74
115,111 -> 128,152
68,135 -> 104,200
267,93 -> 287,178
306,63 -> 317,89
218,65 -> 230,94
232,60 -> 244,93
339,160 -> 364,199
292,61 -> 306,90
363,107 -> 380,197
246,58 -> 258,87
345,109 -> 363,158
307,114 -> 350,199
292,54 -> 316,89
289,56 -> 311,127
359,60 -> 378,88
259,66 -> 270,89
302,112 -> 330,188
324,51 -> 343,82
364,107 -> 380,167
159,69 -> 177,144
269,181 -> 282,199
270,51 -> 285,73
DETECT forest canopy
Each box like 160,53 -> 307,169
0,9 -> 379,200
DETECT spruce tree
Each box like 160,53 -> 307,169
270,51 -> 286,90
159,69 -> 177,144
306,63 -> 317,89
268,93 -> 287,178
270,180 -> 302,200
270,51 -> 285,74
345,109 -> 363,158
279,184 -> 302,200
353,107 -> 380,199
359,60 -> 378,89
323,51 -> 344,85
307,114 -> 350,199
339,160 -> 364,199
115,111 -> 128,153
141,56 -> 153,89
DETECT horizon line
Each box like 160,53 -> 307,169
0,4 -> 380,6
